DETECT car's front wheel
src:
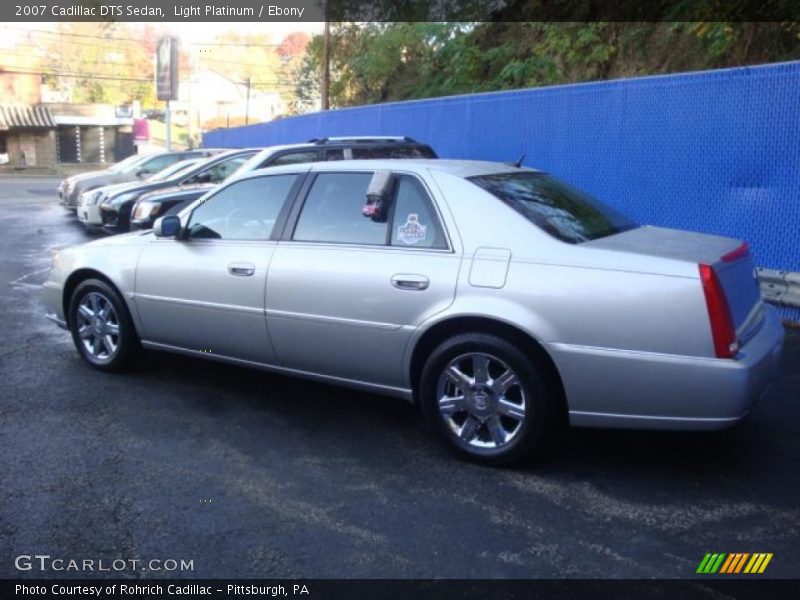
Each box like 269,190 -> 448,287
420,333 -> 560,465
68,278 -> 139,371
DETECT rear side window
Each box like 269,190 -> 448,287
292,173 -> 386,245
324,149 -> 345,161
292,172 -> 447,248
469,172 -> 637,243
351,145 -> 435,159
390,176 -> 447,249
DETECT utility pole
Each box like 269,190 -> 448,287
321,1 -> 330,111
165,100 -> 171,150
245,77 -> 251,126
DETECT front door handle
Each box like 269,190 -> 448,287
391,274 -> 429,290
228,262 -> 256,277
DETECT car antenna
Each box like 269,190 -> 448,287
509,154 -> 525,168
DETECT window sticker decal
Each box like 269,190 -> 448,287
397,213 -> 427,245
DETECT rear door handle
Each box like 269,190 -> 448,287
228,262 -> 256,277
391,274 -> 429,290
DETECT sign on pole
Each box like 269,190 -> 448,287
156,37 -> 179,101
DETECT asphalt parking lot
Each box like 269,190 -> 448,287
1,177 -> 798,579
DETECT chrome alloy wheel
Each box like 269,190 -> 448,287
435,352 -> 527,449
75,291 -> 120,363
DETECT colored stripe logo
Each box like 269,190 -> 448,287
697,553 -> 773,574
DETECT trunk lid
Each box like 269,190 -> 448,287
586,226 -> 763,341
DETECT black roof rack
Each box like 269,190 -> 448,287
307,136 -> 420,145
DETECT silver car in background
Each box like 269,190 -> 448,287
59,149 -> 222,210
43,160 -> 784,465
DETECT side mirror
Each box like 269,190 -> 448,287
362,170 -> 395,222
135,168 -> 149,178
153,215 -> 182,238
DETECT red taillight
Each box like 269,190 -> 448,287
721,241 -> 749,263
699,264 -> 738,358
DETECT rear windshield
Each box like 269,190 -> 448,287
469,172 -> 637,243
109,154 -> 149,172
148,159 -> 198,182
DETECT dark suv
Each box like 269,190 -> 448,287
128,137 -> 437,231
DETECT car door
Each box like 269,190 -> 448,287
265,170 -> 460,388
134,173 -> 301,364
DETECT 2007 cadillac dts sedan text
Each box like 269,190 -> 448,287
43,160 -> 784,464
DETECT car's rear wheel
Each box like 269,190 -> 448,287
68,278 -> 139,371
420,333 -> 559,465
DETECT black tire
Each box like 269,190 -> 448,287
68,278 -> 140,372
419,333 -> 561,466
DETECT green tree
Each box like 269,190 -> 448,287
298,21 -> 800,110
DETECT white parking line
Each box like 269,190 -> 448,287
9,267 -> 49,289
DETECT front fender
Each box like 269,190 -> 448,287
44,234 -> 150,328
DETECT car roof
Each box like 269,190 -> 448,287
237,159 -> 540,181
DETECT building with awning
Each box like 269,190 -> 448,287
0,105 -> 56,130
45,102 -> 136,164
0,103 -> 137,169
0,104 -> 57,167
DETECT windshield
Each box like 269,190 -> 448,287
147,159 -> 200,182
469,172 -> 637,243
109,153 -> 151,172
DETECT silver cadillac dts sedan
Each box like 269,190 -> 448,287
44,160 -> 785,464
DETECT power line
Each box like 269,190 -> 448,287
6,40 -> 291,71
10,26 -> 285,47
0,48 -> 150,71
1,66 -> 297,87
9,26 -> 143,43
187,40 -> 282,47
0,67 -> 152,83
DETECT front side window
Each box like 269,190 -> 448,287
469,172 -> 637,243
293,173 -> 386,245
186,174 -> 297,241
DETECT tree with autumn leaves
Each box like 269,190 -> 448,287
25,23 -> 308,117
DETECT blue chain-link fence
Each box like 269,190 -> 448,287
204,61 -> 800,321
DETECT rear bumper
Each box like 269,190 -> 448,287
552,308 -> 785,430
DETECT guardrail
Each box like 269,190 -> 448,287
758,268 -> 800,309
